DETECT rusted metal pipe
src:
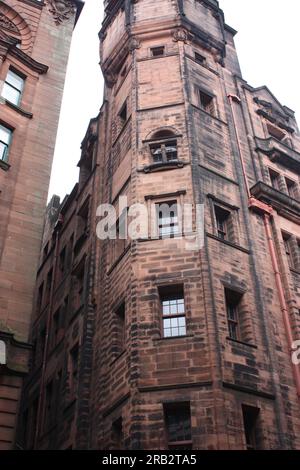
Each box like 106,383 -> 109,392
263,214 -> 300,397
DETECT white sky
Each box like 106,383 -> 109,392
48,0 -> 300,201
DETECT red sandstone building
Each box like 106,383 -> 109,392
0,0 -> 82,450
17,0 -> 300,449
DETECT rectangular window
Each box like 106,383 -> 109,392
114,302 -> 126,355
225,289 -> 242,341
159,285 -> 186,338
285,178 -> 298,199
214,205 -> 232,241
164,403 -> 192,449
44,381 -> 54,430
2,69 -> 24,106
45,269 -> 53,304
156,201 -> 179,238
119,101 -> 127,127
195,52 -> 206,65
267,123 -> 286,142
0,124 -> 12,162
269,169 -> 280,190
150,140 -> 178,163
242,405 -> 261,450
59,247 -> 66,275
74,263 -> 85,310
151,46 -> 165,57
70,344 -> 79,394
111,417 -> 123,450
198,89 -> 215,116
53,308 -> 60,347
283,233 -> 294,269
37,282 -> 44,312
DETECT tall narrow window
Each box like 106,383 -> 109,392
225,289 -> 242,341
242,405 -> 261,450
2,69 -> 24,106
0,124 -> 12,162
44,381 -> 54,430
164,403 -> 192,449
70,344 -> 79,394
53,308 -> 60,347
214,205 -> 232,241
36,282 -> 44,312
156,201 -> 179,238
285,178 -> 298,199
269,169 -> 280,190
45,269 -> 53,305
114,302 -> 126,356
111,416 -> 123,450
283,233 -> 294,269
59,247 -> 66,276
198,89 -> 215,116
119,101 -> 127,127
73,261 -> 85,310
159,285 -> 186,338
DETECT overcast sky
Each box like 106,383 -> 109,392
48,0 -> 300,201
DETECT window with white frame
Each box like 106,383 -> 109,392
0,125 -> 12,162
2,69 -> 24,106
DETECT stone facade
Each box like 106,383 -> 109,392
18,0 -> 300,449
0,0 -> 82,450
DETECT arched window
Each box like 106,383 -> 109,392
0,340 -> 6,365
149,130 -> 178,164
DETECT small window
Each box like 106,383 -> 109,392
111,417 -> 123,450
195,52 -> 206,65
53,308 -> 60,347
151,46 -> 165,57
156,201 -> 179,238
242,405 -> 261,450
282,233 -> 294,269
2,69 -> 24,106
225,289 -> 243,341
159,285 -> 186,338
214,205 -> 232,241
164,402 -> 192,449
150,140 -> 178,163
44,380 -> 54,430
70,344 -> 79,393
269,169 -> 280,190
119,101 -> 127,127
37,282 -> 44,311
267,123 -> 286,142
286,178 -> 298,199
0,124 -> 12,163
114,302 -> 126,356
198,90 -> 215,116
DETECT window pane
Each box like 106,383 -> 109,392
2,83 -> 20,105
0,142 -> 8,161
6,70 -> 24,91
165,405 -> 192,442
0,125 -> 11,145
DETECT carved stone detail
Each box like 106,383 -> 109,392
173,28 -> 189,43
0,13 -> 19,33
129,37 -> 141,52
47,0 -> 76,25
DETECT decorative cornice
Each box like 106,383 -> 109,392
255,136 -> 300,173
0,12 -> 19,33
10,47 -> 48,74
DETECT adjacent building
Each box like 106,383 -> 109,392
0,0 -> 83,450
18,0 -> 300,449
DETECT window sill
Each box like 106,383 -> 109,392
141,160 -> 186,173
154,334 -> 194,342
4,99 -> 33,119
110,349 -> 126,366
0,160 -> 10,171
226,337 -> 257,349
206,232 -> 250,254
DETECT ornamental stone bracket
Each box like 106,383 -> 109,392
47,0 -> 76,25
172,28 -> 189,44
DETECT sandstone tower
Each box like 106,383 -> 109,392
19,0 -> 300,449
0,0 -> 82,450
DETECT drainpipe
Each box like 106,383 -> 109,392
228,94 -> 300,398
34,216 -> 62,448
